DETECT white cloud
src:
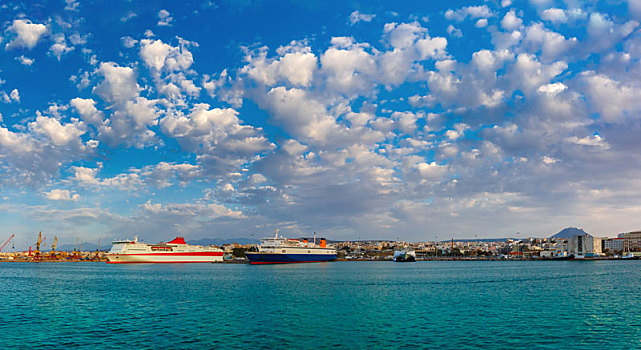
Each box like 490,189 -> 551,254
566,135 -> 610,149
242,43 -> 318,87
501,10 -> 523,31
4,19 -> 47,50
447,25 -> 462,38
580,72 -> 641,122
523,23 -> 577,61
139,38 -> 193,73
320,40 -> 377,95
121,12 -> 137,22
541,155 -> 558,165
93,62 -> 140,104
29,115 -> 86,146
16,55 -> 34,66
537,82 -> 567,95
445,5 -> 493,22
121,36 -> 138,48
416,162 -> 447,180
159,103 -> 273,168
475,18 -> 488,28
349,11 -> 375,25
541,8 -> 568,24
70,97 -> 105,127
9,89 -> 19,103
141,200 -> 245,218
508,53 -> 567,95
65,0 -> 80,11
45,189 -> 79,201
49,34 -> 74,60
157,9 -> 174,26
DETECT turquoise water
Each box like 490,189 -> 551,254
2,261 -> 641,348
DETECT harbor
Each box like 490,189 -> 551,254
3,227 -> 641,264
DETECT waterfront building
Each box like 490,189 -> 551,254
604,238 -> 625,252
616,231 -> 641,251
567,234 -> 603,258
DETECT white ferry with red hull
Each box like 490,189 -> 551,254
106,236 -> 223,264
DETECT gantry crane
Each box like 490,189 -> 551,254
0,234 -> 14,252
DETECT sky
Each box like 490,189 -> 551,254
1,0 -> 641,248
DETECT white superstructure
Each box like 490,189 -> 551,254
106,236 -> 223,263
245,231 -> 337,264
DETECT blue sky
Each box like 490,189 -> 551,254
1,0 -> 641,248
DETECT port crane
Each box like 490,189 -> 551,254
33,232 -> 46,261
0,234 -> 14,252
50,236 -> 58,260
69,236 -> 80,260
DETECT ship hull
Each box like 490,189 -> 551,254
245,252 -> 337,264
106,252 -> 223,264
394,254 -> 416,262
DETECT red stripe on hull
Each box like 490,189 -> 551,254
250,260 -> 329,265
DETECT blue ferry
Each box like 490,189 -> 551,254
246,230 -> 337,264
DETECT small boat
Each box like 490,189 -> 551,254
394,249 -> 416,262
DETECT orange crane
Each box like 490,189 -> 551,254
0,234 -> 14,252
69,237 -> 80,260
49,236 -> 58,260
33,232 -> 46,261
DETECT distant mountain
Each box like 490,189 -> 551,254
551,227 -> 589,239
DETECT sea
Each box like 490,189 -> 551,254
1,260 -> 640,349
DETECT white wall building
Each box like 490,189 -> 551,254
604,238 -> 625,252
567,234 -> 603,258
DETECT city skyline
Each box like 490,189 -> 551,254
1,0 -> 640,249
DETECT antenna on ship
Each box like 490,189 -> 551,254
274,229 -> 279,239
314,232 -> 316,245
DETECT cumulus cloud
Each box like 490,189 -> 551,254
141,200 -> 244,218
445,5 -> 493,22
45,189 -> 79,201
349,11 -> 376,25
157,9 -> 174,26
2,89 -> 20,103
579,72 -> 641,122
566,135 -> 610,149
49,34 -> 74,60
522,23 -> 577,62
447,25 -> 462,38
501,10 -> 523,31
92,62 -> 140,104
242,43 -> 318,87
16,55 -> 34,66
4,19 -> 47,50
7,2 -> 641,242
540,8 -> 568,24
29,114 -> 86,146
